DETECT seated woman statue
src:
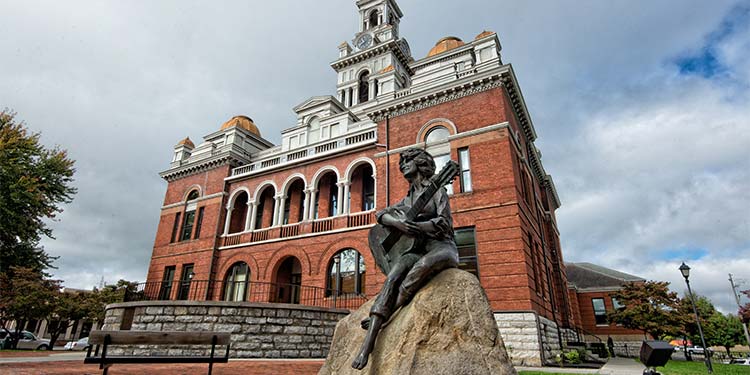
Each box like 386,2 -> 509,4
352,148 -> 459,370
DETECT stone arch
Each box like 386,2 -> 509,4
227,186 -> 251,209
252,180 -> 278,201
416,118 -> 458,144
344,157 -> 377,182
182,185 -> 203,201
316,237 -> 372,276
263,245 -> 313,280
281,173 -> 308,196
216,252 -> 260,282
310,166 -> 340,190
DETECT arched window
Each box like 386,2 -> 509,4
327,249 -> 366,296
308,116 -> 321,143
424,126 -> 453,194
358,71 -> 370,104
179,189 -> 201,241
369,10 -> 379,29
223,262 -> 249,302
425,126 -> 450,144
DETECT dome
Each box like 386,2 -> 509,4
379,65 -> 394,73
426,36 -> 465,58
176,137 -> 194,148
474,30 -> 495,40
220,115 -> 261,137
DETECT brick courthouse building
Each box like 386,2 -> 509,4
141,0 -> 577,365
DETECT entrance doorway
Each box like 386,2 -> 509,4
274,257 -> 302,304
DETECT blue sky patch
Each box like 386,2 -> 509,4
674,3 -> 750,78
658,247 -> 709,261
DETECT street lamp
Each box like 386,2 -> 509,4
679,262 -> 713,374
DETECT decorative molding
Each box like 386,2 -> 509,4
160,153 -> 242,182
369,75 -> 504,122
161,192 -> 225,210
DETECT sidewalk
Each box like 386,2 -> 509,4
598,357 -> 645,375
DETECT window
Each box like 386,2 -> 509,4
283,196 -> 291,225
328,183 -> 338,216
455,227 -> 479,277
327,249 -> 366,296
223,262 -> 250,302
170,213 -> 181,243
193,207 -> 204,239
458,147 -> 472,193
362,172 -> 375,211
612,297 -> 624,310
180,210 -> 195,241
158,266 -> 176,300
425,126 -> 453,194
592,298 -> 607,325
425,126 -> 450,144
358,71 -> 370,103
180,190 -> 200,241
176,264 -> 194,300
368,10 -> 379,28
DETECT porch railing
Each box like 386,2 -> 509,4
125,280 -> 367,310
219,210 -> 376,247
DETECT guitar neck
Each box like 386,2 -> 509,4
405,180 -> 439,220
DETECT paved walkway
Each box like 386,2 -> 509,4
598,357 -> 645,375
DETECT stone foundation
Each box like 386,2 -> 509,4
102,301 -> 348,359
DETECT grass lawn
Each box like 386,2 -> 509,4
518,372 -> 590,375
656,360 -> 750,375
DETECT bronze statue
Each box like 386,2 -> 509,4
352,148 -> 460,370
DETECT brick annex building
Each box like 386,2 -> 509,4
143,0 -> 576,365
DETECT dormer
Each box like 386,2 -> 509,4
280,96 -> 360,151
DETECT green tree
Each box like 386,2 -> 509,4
705,313 -> 745,356
607,281 -> 687,340
43,291 -> 93,350
87,280 -> 139,326
0,110 -> 76,275
679,294 -> 716,342
0,267 -> 59,349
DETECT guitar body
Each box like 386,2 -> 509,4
367,159 -> 460,276
368,209 -> 417,275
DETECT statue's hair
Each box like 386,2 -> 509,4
399,148 -> 436,178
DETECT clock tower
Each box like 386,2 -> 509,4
332,0 -> 413,112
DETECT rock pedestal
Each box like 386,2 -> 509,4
319,268 -> 517,375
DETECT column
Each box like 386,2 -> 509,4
272,195 -> 282,227
222,206 -> 233,235
369,79 -> 376,99
352,87 -> 359,106
244,202 -> 255,231
302,189 -> 312,221
276,195 -> 286,226
308,189 -> 318,220
336,182 -> 346,216
248,201 -> 259,231
342,182 -> 352,214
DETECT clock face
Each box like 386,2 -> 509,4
355,34 -> 373,50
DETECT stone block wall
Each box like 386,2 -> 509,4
494,311 -> 542,366
102,301 -> 348,358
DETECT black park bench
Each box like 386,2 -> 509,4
84,331 -> 231,375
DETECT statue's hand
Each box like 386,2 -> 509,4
391,219 -> 421,235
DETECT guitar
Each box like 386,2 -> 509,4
368,160 -> 460,274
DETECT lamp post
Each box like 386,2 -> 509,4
679,262 -> 713,374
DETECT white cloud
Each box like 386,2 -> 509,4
1,0 -> 748,314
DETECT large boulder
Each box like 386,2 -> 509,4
319,268 -> 517,375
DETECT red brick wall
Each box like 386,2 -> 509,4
145,85 -> 571,328
576,290 -> 645,336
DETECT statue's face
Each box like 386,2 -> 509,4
399,158 -> 418,178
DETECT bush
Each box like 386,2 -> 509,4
564,350 -> 582,364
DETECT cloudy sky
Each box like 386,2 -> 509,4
1,0 -> 748,314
